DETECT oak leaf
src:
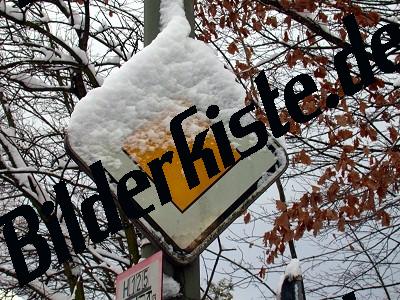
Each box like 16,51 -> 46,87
295,149 -> 311,165
244,212 -> 251,224
337,129 -> 353,140
276,212 -> 290,231
276,200 -> 287,212
314,66 -> 327,78
284,16 -> 292,29
327,181 -> 339,202
258,267 -> 267,279
381,211 -> 391,226
227,42 -> 238,54
338,217 -> 345,232
389,127 -> 398,143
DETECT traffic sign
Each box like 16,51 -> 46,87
65,0 -> 288,263
115,251 -> 163,300
66,113 -> 288,264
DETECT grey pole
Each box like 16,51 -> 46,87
144,0 -> 195,46
142,1 -> 201,299
142,242 -> 200,300
280,276 -> 305,300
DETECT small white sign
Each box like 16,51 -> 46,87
115,251 -> 163,300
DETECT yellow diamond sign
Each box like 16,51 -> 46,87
123,119 -> 241,212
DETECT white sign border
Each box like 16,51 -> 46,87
65,131 -> 288,265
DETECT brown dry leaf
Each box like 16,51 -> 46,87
359,101 -> 367,114
269,16 -> 278,28
367,11 -> 380,26
318,167 -> 336,185
222,0 -> 233,12
339,28 -> 347,41
313,219 -> 322,236
258,267 -> 267,279
312,185 -> 320,193
219,16 -> 225,29
348,170 -> 360,185
296,149 -> 311,165
368,127 -> 378,141
306,30 -> 316,45
284,16 -> 292,29
286,52 -> 294,68
299,194 -> 309,206
276,200 -> 287,212
353,137 -> 360,149
209,4 -> 217,17
314,66 -> 327,78
389,127 -> 398,143
244,212 -> 251,224
335,114 -> 350,126
267,255 -> 274,264
294,226 -> 305,240
292,48 -> 304,63
381,211 -> 391,226
283,31 -> 289,42
327,181 -> 339,202
252,19 -> 262,32
326,209 -> 338,221
278,242 -> 285,254
338,217 -> 345,232
337,129 -> 353,140
343,145 -> 354,153
295,0 -> 313,10
276,212 -> 290,231
227,42 -> 238,54
318,12 -> 328,23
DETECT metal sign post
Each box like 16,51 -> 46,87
141,242 -> 200,300
144,0 -> 195,46
143,2 -> 200,299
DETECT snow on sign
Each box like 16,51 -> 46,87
115,251 -> 163,300
66,0 -> 288,263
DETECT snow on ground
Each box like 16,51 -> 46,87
68,0 -> 245,169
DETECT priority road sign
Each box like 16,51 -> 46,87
65,107 -> 288,264
65,0 -> 288,264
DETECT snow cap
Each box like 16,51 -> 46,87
67,0 -> 244,169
